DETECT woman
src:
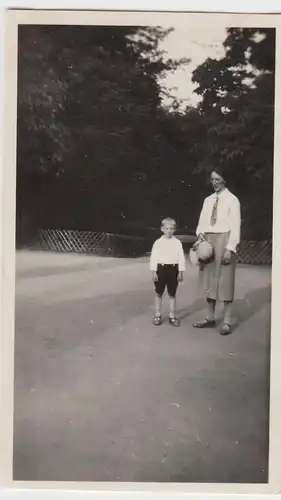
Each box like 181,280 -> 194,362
193,166 -> 241,335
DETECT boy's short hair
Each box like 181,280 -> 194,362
161,217 -> 177,228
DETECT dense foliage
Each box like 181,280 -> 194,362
16,25 -> 275,244
192,28 -> 275,238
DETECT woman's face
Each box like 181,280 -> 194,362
211,171 -> 225,193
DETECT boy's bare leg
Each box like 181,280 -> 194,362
168,296 -> 180,326
155,294 -> 162,317
169,296 -> 176,318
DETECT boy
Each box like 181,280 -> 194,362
150,218 -> 185,326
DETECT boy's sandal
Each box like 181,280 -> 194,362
153,316 -> 162,326
169,317 -> 180,327
220,323 -> 232,336
193,318 -> 216,328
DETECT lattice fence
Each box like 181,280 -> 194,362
31,228 -> 148,258
29,229 -> 272,264
237,240 -> 272,265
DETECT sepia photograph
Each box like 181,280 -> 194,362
1,9 -> 280,491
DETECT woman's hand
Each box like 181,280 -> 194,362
193,233 -> 205,250
222,249 -> 232,265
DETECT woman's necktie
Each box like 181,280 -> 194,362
210,195 -> 219,226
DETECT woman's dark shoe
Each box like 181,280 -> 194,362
153,316 -> 162,326
169,317 -> 180,327
193,318 -> 216,328
220,323 -> 232,335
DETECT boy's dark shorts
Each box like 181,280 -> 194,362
154,264 -> 179,298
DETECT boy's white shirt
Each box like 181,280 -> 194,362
150,235 -> 186,272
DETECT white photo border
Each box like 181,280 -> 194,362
1,8 -> 281,495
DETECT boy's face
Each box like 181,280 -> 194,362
161,223 -> 176,238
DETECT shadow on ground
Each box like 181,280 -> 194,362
177,285 -> 271,331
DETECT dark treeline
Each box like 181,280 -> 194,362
16,25 -> 275,245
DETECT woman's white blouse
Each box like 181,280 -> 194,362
196,188 -> 241,253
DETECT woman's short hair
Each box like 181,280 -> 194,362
211,165 -> 230,184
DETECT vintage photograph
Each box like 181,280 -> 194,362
11,14 -> 274,485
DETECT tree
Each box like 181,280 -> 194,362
16,25 -> 188,240
191,28 -> 275,238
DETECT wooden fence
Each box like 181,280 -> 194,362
236,240 -> 272,265
28,228 -> 272,264
30,228 -> 148,258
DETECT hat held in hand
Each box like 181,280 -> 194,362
197,240 -> 213,261
189,239 -> 213,266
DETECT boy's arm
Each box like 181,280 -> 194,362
178,241 -> 185,273
150,242 -> 158,271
